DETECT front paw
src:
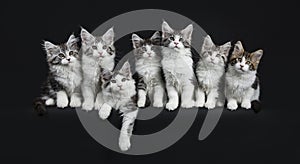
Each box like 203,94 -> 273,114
205,101 -> 216,109
241,101 -> 251,109
98,104 -> 111,120
82,100 -> 94,111
70,96 -> 81,108
166,101 -> 178,111
181,100 -> 195,109
119,135 -> 131,151
57,97 -> 68,108
153,101 -> 164,108
195,100 -> 205,107
94,101 -> 103,110
137,99 -> 146,108
227,101 -> 238,111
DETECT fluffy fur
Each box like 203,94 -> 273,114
195,35 -> 231,109
34,34 -> 82,115
161,21 -> 196,110
99,61 -> 138,151
132,31 -> 165,108
80,27 -> 115,111
225,41 -> 263,112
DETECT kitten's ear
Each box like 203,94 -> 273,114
162,21 -> 174,38
67,34 -> 78,50
181,24 -> 193,43
220,41 -> 232,56
150,31 -> 161,45
201,35 -> 214,52
80,28 -> 95,43
132,33 -> 143,48
102,27 -> 114,45
119,61 -> 132,78
43,41 -> 58,55
101,69 -> 112,81
250,49 -> 263,63
233,41 -> 244,54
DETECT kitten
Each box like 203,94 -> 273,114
34,34 -> 82,115
225,41 -> 263,112
195,35 -> 231,109
99,61 -> 138,151
161,21 -> 196,110
131,31 -> 165,108
80,27 -> 115,111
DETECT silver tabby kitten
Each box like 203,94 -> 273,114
99,61 -> 138,151
195,35 -> 231,109
161,21 -> 196,110
132,31 -> 165,108
34,34 -> 82,115
225,41 -> 263,112
80,27 -> 115,111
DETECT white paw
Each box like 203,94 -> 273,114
195,100 -> 205,107
98,104 -> 111,120
216,101 -> 224,107
166,101 -> 178,111
205,101 -> 216,109
94,101 -> 103,110
227,101 -> 238,111
119,135 -> 131,151
82,100 -> 94,111
137,99 -> 146,108
56,97 -> 68,108
45,98 -> 55,106
241,101 -> 251,109
181,100 -> 195,108
153,101 -> 164,108
70,96 -> 81,108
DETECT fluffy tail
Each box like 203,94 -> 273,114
33,98 -> 47,116
251,100 -> 262,113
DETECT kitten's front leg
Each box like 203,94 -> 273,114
181,84 -> 195,108
137,89 -> 146,107
195,87 -> 205,107
56,91 -> 69,108
70,93 -> 82,108
205,88 -> 218,109
153,85 -> 164,107
227,98 -> 238,111
241,89 -> 254,109
119,110 -> 138,151
165,85 -> 179,111
94,92 -> 104,110
98,103 -> 112,120
81,85 -> 95,111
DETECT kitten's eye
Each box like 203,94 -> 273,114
169,37 -> 175,41
238,58 -> 242,62
216,54 -> 221,57
151,46 -> 155,50
141,47 -> 146,51
111,79 -> 116,83
69,51 -> 73,56
121,78 -> 126,82
58,53 -> 65,58
92,45 -> 97,50
179,38 -> 183,42
102,45 -> 107,49
246,61 -> 251,65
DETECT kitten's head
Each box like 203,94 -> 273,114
201,35 -> 231,67
161,21 -> 193,51
132,31 -> 161,59
44,34 -> 79,66
80,27 -> 115,59
101,61 -> 135,93
229,41 -> 263,73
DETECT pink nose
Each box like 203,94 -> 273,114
147,53 -> 151,56
99,52 -> 103,56
174,42 -> 179,45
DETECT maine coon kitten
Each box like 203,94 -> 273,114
161,21 -> 196,110
98,61 -> 138,151
34,34 -> 82,115
132,31 -> 165,108
225,41 -> 263,112
80,27 -> 115,111
195,35 -> 231,109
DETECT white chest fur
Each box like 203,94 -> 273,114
196,62 -> 224,91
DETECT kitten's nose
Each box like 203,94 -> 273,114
240,64 -> 244,68
147,52 -> 152,56
67,58 -> 71,61
99,52 -> 103,56
174,42 -> 179,45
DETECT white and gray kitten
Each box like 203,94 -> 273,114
225,41 -> 263,112
34,34 -> 82,115
80,27 -> 115,111
161,21 -> 196,110
132,31 -> 165,108
99,61 -> 138,151
195,35 -> 231,109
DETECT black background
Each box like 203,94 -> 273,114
2,0 -> 299,163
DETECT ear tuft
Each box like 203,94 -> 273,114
80,27 -> 94,43
132,33 -> 143,48
102,27 -> 114,45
